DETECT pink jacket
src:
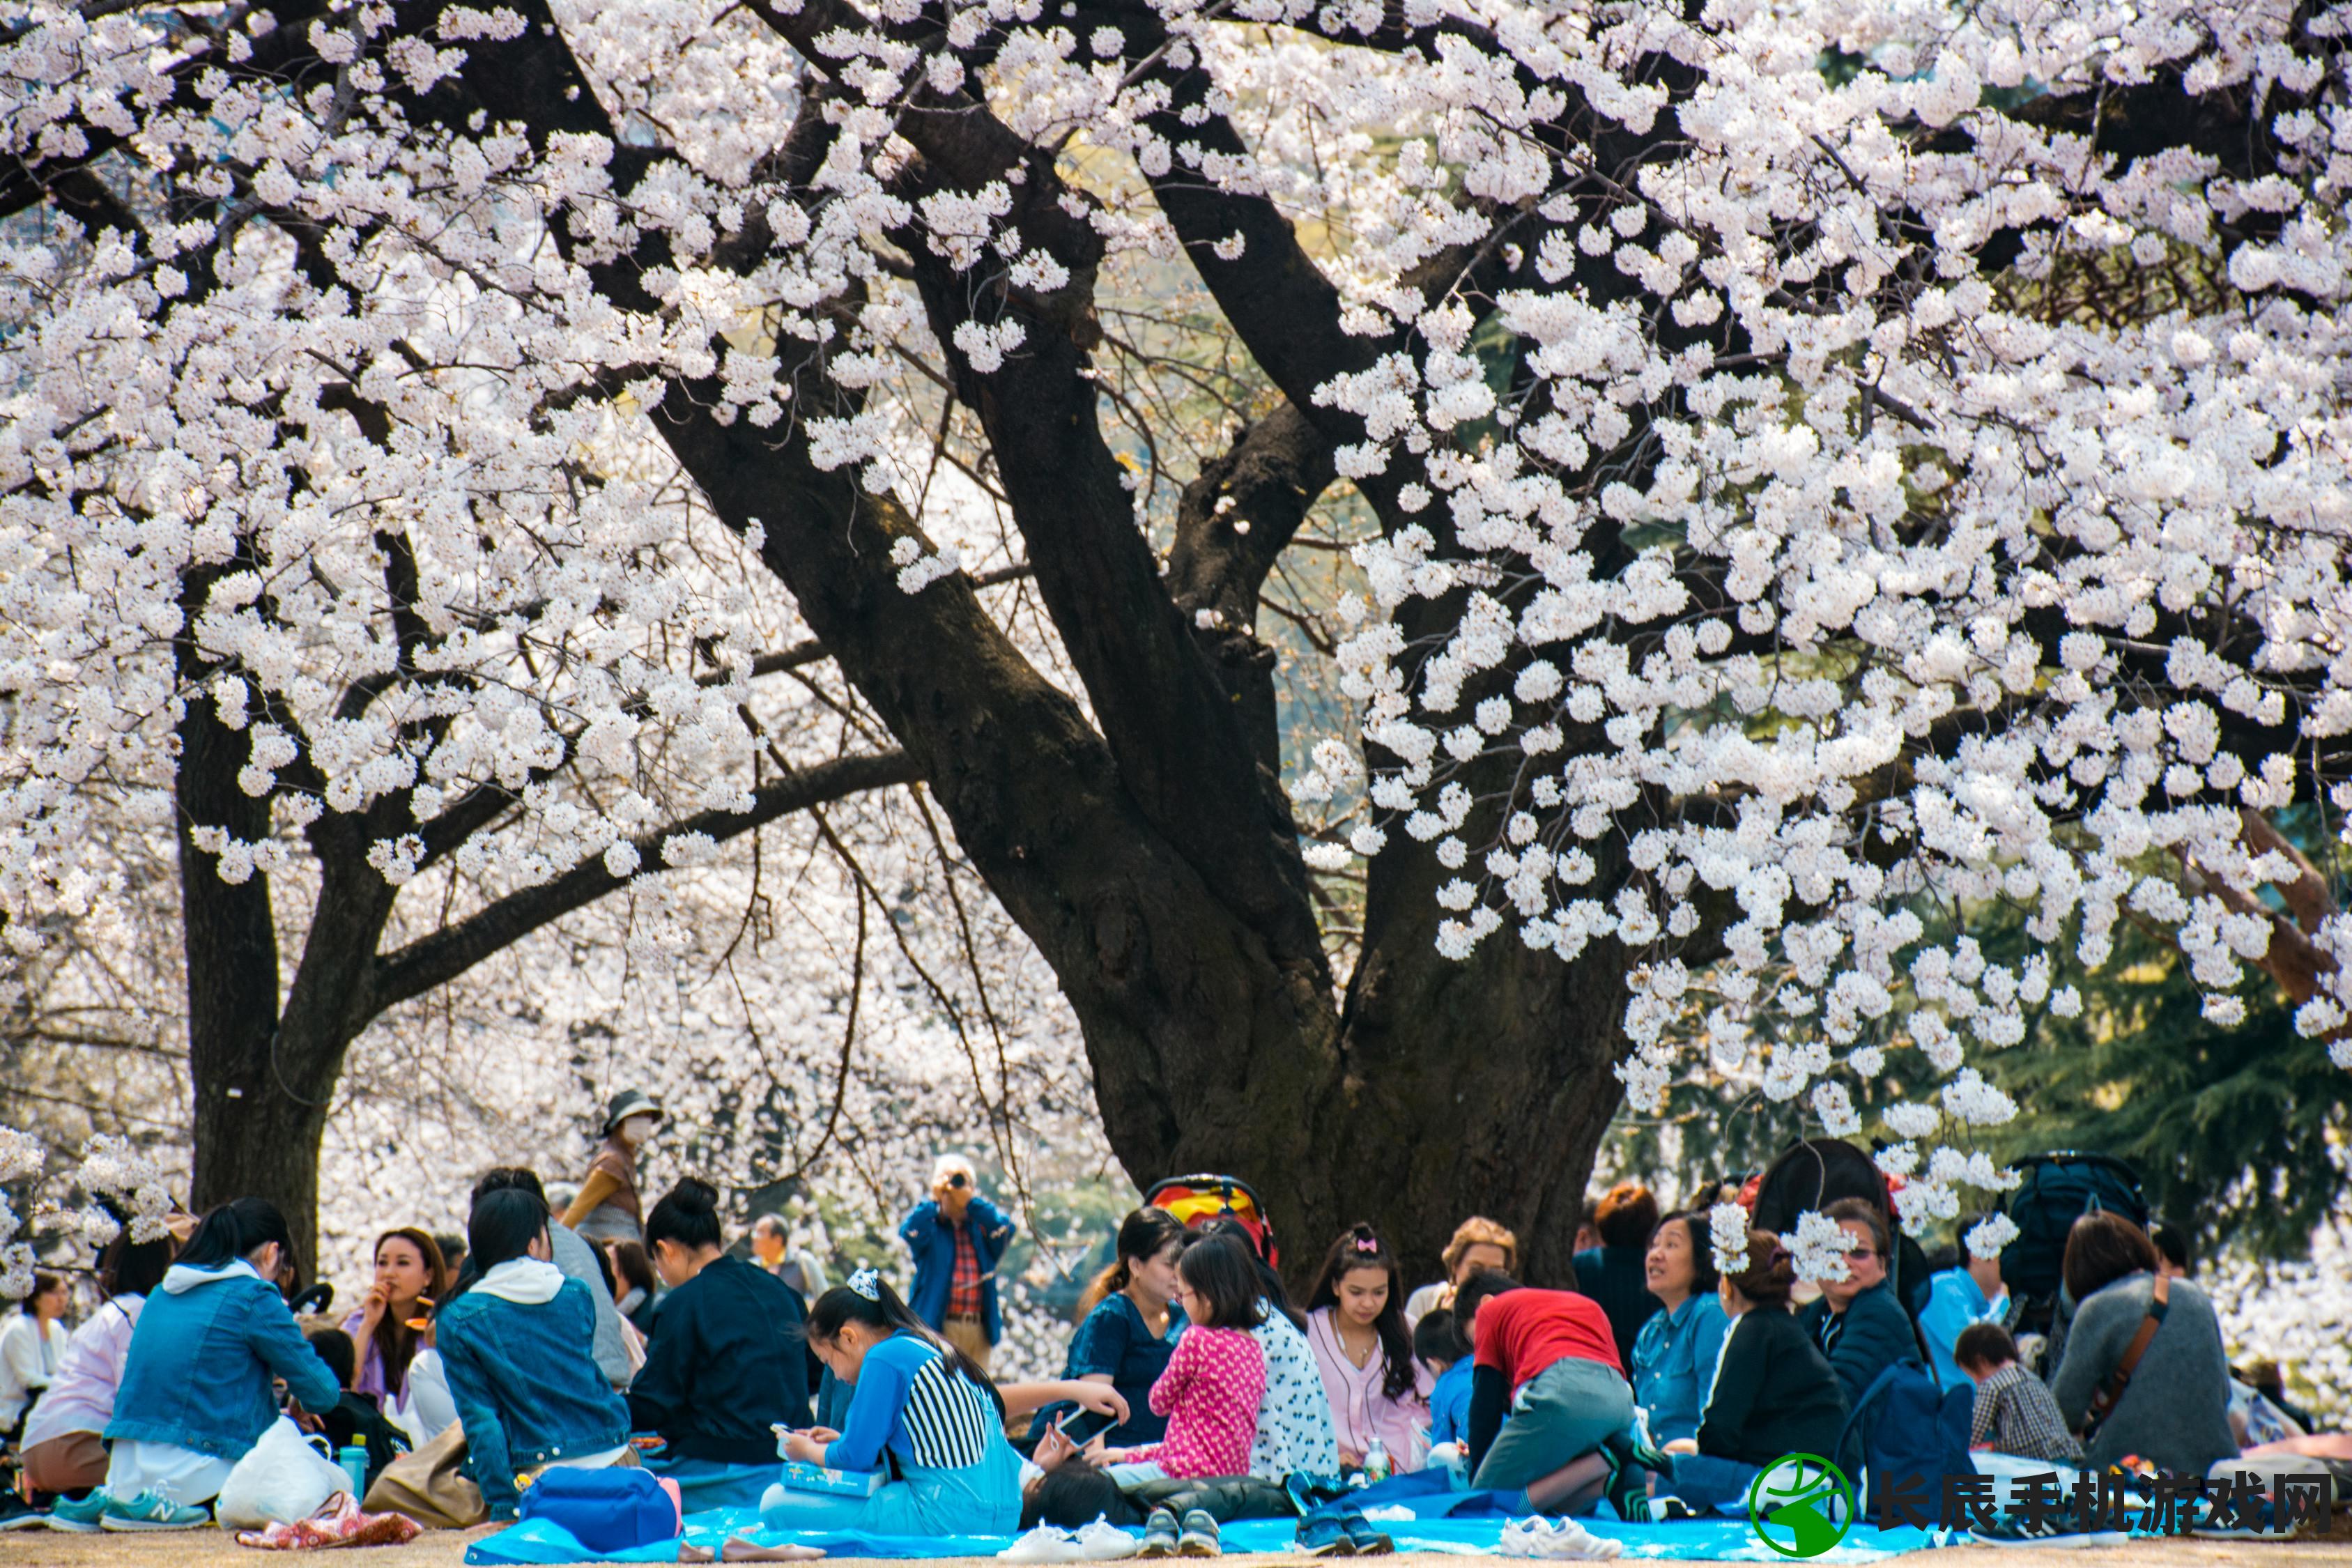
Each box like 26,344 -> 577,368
1305,1308 -> 1429,1469
21,1295 -> 141,1447
1132,1325 -> 1265,1479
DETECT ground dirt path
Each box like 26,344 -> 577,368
3,1537 -> 2352,1567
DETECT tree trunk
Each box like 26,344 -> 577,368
186,1048 -> 336,1279
175,566 -> 339,1268
1040,810 -> 1632,1297
401,5 -> 1640,1296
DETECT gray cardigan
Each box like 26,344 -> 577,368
548,1218 -> 634,1388
2050,1273 -> 2236,1476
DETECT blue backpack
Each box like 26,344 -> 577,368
1836,1360 -> 1974,1516
516,1466 -> 681,1551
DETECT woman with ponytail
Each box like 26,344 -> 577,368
629,1178 -> 815,1510
1305,1224 -> 1427,1470
93,1199 -> 341,1530
1042,1208 -> 1187,1446
764,1269 -> 1023,1535
1648,1230 -> 1853,1517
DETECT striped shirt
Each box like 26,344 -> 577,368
900,1345 -> 995,1468
825,1332 -> 998,1475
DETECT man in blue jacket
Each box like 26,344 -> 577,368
1797,1197 -> 1925,1405
900,1155 -> 1016,1374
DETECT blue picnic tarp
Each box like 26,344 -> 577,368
465,1508 -> 1956,1565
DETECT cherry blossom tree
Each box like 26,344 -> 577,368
5,0 -> 2350,1281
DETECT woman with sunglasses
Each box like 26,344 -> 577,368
1794,1199 -> 1925,1405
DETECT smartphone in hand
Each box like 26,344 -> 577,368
1055,1406 -> 1116,1447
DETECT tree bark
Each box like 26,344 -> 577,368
175,567 -> 334,1263
185,1049 -> 336,1279
405,0 -> 1648,1293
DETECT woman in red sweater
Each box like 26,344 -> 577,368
1458,1270 -> 1636,1512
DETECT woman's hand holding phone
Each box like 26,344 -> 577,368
1069,1385 -> 1131,1424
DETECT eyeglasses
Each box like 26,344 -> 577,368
1843,1246 -> 1877,1260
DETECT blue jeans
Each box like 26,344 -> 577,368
760,1442 -> 1022,1537
1473,1360 -> 1636,1494
1661,1454 -> 1762,1514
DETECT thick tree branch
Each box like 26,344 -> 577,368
371,748 -> 921,1011
1165,402 -> 1339,777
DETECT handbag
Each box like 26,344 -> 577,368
362,1421 -> 489,1529
2081,1274 -> 2169,1444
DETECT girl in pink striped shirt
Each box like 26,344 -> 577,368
1103,1234 -> 1266,1479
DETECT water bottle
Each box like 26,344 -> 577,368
338,1445 -> 369,1502
1362,1436 -> 1392,1484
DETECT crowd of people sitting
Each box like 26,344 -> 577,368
0,1129 -> 2342,1549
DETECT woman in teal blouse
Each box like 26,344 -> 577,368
1629,1211 -> 1729,1444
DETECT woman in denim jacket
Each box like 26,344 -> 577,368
436,1189 -> 633,1520
89,1199 -> 342,1531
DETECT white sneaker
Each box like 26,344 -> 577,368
1503,1517 -> 1623,1561
1546,1521 -> 1622,1561
999,1525 -> 1091,1563
1500,1518 -> 1550,1558
1072,1519 -> 1142,1560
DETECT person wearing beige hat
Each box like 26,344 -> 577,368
562,1090 -> 663,1245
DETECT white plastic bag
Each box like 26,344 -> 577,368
217,1415 -> 350,1529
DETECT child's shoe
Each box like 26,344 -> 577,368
1297,1514 -> 1355,1556
1137,1506 -> 1181,1560
1176,1509 -> 1221,1558
1074,1518 -> 1142,1560
1001,1525 -> 1087,1563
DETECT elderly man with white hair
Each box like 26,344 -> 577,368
898,1154 -> 1017,1375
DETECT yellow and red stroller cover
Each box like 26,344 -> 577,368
1144,1174 -> 1279,1268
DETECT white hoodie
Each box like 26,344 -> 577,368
469,1258 -> 567,1307
160,1258 -> 263,1294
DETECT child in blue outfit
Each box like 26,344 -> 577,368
1415,1309 -> 1474,1447
763,1270 -> 1022,1536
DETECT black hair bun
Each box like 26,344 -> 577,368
669,1176 -> 719,1212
